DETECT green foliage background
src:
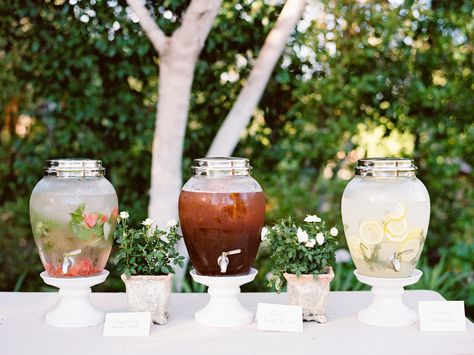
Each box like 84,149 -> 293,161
0,1 -> 472,316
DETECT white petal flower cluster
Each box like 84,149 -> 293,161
119,211 -> 129,219
330,227 -> 338,236
305,239 -> 316,248
304,215 -> 321,223
316,232 -> 325,245
141,218 -> 154,227
297,227 -> 309,243
261,226 -> 268,241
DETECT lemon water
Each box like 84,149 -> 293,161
341,198 -> 430,278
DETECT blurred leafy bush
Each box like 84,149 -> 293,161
0,0 -> 472,317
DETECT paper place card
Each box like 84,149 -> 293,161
419,301 -> 466,332
103,312 -> 151,336
256,302 -> 303,332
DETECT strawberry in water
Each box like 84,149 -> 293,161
84,213 -> 99,228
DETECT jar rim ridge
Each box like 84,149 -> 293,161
44,159 -> 105,177
355,157 -> 417,177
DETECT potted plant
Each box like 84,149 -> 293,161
113,211 -> 185,325
262,214 -> 339,323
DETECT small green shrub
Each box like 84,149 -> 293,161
113,213 -> 185,278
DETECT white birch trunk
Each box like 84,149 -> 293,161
148,54 -> 195,228
134,0 -> 221,228
207,0 -> 306,157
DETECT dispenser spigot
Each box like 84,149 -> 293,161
217,249 -> 241,273
389,248 -> 414,272
61,249 -> 82,274
390,252 -> 401,272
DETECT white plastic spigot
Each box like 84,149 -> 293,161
217,249 -> 241,273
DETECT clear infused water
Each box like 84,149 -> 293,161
30,177 -> 118,277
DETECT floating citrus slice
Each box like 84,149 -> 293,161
385,218 -> 408,242
360,242 -> 372,259
359,221 -> 384,244
406,228 -> 423,241
400,239 -> 420,261
347,237 -> 372,259
389,202 -> 406,220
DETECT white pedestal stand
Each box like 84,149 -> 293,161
190,268 -> 257,327
40,270 -> 109,328
354,269 -> 423,327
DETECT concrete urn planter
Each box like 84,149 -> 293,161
121,274 -> 173,325
284,267 -> 334,323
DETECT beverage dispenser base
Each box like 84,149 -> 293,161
40,270 -> 109,327
190,268 -> 258,327
354,269 -> 423,327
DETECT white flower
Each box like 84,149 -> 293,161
335,248 -> 352,264
166,219 -> 178,228
297,227 -> 309,244
141,218 -> 154,227
272,225 -> 279,231
261,226 -> 268,241
119,211 -> 129,219
305,239 -> 316,248
316,232 -> 325,245
330,227 -> 338,236
304,215 -> 321,223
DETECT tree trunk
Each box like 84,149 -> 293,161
207,0 -> 306,157
148,51 -> 196,228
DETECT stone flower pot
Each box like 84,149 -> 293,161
121,274 -> 173,325
284,267 -> 334,323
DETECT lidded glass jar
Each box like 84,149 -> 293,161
30,159 -> 118,277
341,158 -> 430,278
178,157 -> 265,276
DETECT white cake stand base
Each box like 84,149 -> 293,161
40,270 -> 109,328
354,269 -> 423,327
190,268 -> 258,327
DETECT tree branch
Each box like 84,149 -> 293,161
171,0 -> 222,57
207,0 -> 306,157
126,0 -> 169,54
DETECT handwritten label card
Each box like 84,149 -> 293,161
419,301 -> 466,332
103,312 -> 151,336
256,303 -> 303,333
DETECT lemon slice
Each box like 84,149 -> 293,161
347,237 -> 363,259
389,202 -> 406,220
347,237 -> 371,259
406,228 -> 423,241
385,218 -> 408,242
399,239 -> 420,261
360,243 -> 372,259
359,221 -> 384,244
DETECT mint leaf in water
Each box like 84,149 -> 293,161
70,203 -> 85,224
70,222 -> 93,241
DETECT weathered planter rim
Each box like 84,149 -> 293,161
120,273 -> 173,282
283,266 -> 335,283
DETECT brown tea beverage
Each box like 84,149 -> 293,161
179,190 -> 265,276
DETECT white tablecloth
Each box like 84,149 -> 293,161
0,290 -> 472,355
